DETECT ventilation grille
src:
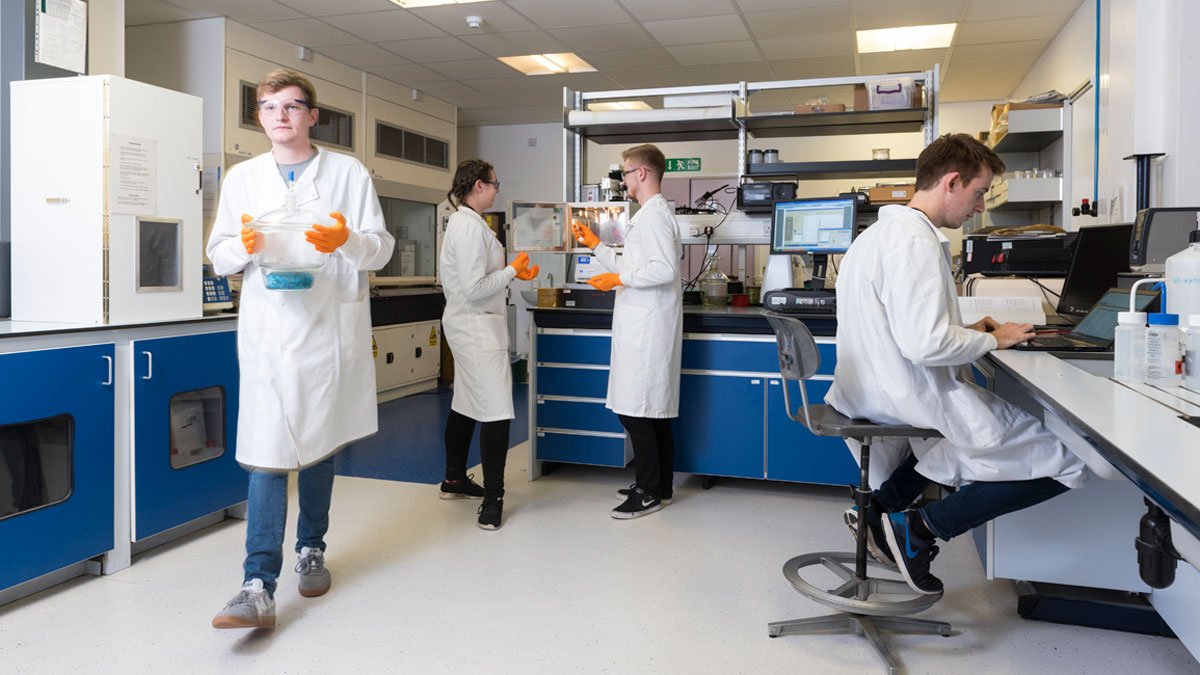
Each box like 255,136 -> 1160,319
376,121 -> 449,170
239,82 -> 257,128
312,107 -> 354,150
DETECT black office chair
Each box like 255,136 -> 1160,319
764,313 -> 951,674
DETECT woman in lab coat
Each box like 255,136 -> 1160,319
439,159 -> 538,530
574,144 -> 683,520
205,69 -> 394,629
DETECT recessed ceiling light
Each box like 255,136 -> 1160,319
498,53 -> 596,76
589,101 -> 653,111
856,23 -> 956,54
388,0 -> 492,8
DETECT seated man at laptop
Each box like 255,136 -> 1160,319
827,133 -> 1089,595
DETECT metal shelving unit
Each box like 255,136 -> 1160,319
977,104 -> 1072,229
746,159 -> 919,181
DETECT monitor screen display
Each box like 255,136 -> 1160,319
771,197 -> 857,254
1057,224 -> 1133,316
1072,288 -> 1157,342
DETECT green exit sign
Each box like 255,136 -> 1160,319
665,157 -> 701,172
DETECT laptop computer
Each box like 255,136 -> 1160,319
1056,223 -> 1134,316
1014,287 -> 1159,352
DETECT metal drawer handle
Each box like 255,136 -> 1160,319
142,350 -> 153,380
102,355 -> 113,386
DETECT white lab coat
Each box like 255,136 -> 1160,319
206,148 -> 394,470
825,205 -> 1088,489
440,206 -> 515,422
592,194 -> 683,418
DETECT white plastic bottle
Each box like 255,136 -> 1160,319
1186,315 -> 1200,391
1165,230 -> 1200,318
1114,311 -> 1148,382
1145,313 -> 1183,386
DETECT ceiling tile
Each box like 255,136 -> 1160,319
407,79 -> 490,100
429,58 -> 525,80
543,72 -> 625,92
767,55 -> 857,80
940,64 -> 1024,101
547,23 -> 659,52
605,67 -> 708,89
744,5 -> 852,39
619,0 -> 736,21
364,63 -> 448,84
666,41 -> 762,67
506,0 -> 633,29
125,0 -> 211,25
577,47 -> 680,71
955,17 -> 1067,45
379,36 -> 487,63
851,0 -> 965,30
950,40 -> 1047,73
463,77 -> 558,96
735,0 -> 848,11
250,18 -> 363,48
410,3 -> 537,34
686,62 -> 773,85
437,93 -> 499,109
323,10 -> 447,43
965,0 -> 1084,21
758,33 -> 853,60
160,0 -> 303,23
277,0 -> 394,16
641,15 -> 750,46
317,43 -> 410,69
459,29 -> 569,57
859,48 -> 947,75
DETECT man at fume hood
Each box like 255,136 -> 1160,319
205,69 -> 394,630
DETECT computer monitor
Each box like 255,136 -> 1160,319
1057,223 -> 1133,316
771,197 -> 857,255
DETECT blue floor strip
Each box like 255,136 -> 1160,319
335,383 -> 528,485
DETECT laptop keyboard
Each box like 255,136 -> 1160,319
1031,335 -> 1074,348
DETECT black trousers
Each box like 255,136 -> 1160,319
444,409 -> 510,499
618,414 -> 675,499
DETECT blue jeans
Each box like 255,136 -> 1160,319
243,455 -> 335,596
874,451 -> 1069,541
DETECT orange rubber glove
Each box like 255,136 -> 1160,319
516,264 -> 540,281
239,214 -> 261,254
509,251 -> 533,277
306,211 -> 350,253
587,272 -> 622,292
571,219 -> 600,249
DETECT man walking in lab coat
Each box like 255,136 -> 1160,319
573,144 -> 683,519
827,133 -> 1087,595
206,69 -> 393,628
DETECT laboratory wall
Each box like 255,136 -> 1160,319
457,122 -> 565,207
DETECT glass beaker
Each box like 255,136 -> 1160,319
700,257 -> 730,308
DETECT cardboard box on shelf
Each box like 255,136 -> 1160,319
868,184 -> 915,203
794,103 -> 846,114
537,287 -> 563,307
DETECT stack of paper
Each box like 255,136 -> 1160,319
957,296 -> 1046,325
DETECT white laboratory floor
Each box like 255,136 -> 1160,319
1,440 -> 1197,675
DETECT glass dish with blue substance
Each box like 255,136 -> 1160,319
248,196 -> 331,291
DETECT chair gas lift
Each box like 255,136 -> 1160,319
765,314 -> 952,674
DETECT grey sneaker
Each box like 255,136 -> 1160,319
212,579 -> 275,629
295,546 -> 331,597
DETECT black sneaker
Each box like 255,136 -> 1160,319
882,510 -> 943,595
612,488 -> 662,520
477,497 -> 503,530
616,483 -> 672,505
843,498 -> 896,568
440,474 -> 484,500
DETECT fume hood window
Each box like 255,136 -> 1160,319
378,197 -> 436,278
137,217 -> 182,291
169,387 -> 227,470
0,414 -> 73,521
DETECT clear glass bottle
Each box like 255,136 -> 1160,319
1113,311 -> 1147,383
1145,313 -> 1183,386
700,257 -> 730,308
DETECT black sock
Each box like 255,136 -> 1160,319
911,511 -> 936,541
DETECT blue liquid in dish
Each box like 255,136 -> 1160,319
263,270 -> 315,290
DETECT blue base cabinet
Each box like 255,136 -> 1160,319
765,378 -> 860,485
673,373 -> 765,478
0,344 -> 114,589
132,331 -> 244,540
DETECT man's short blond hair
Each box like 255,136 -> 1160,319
257,68 -> 317,109
621,144 -> 666,182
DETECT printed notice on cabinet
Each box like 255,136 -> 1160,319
35,0 -> 88,74
111,134 -> 158,215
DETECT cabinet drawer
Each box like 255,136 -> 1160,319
681,338 -> 837,375
537,333 -> 611,365
535,431 -> 626,467
536,398 -> 621,434
536,366 -> 609,398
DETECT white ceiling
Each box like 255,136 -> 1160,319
126,0 -> 1085,126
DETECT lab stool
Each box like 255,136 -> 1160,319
764,313 -> 951,675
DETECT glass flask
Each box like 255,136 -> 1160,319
248,187 -> 332,291
700,257 -> 730,308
